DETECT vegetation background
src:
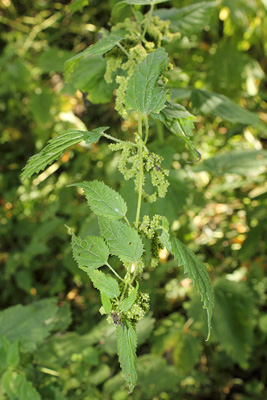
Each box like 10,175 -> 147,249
0,0 -> 267,399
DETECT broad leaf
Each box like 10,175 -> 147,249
0,299 -> 71,352
194,149 -> 267,176
116,323 -> 137,393
99,218 -> 143,263
170,235 -> 214,339
88,269 -> 120,298
65,33 -> 124,80
21,127 -> 108,181
191,89 -> 267,131
212,279 -> 254,367
101,292 -> 112,314
72,233 -> 109,272
125,47 -> 169,115
155,2 -> 217,35
119,282 -> 139,313
75,180 -> 127,219
2,371 -> 41,400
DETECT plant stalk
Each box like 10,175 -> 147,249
106,262 -> 124,281
141,2 -> 155,42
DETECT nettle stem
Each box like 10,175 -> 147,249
141,2 -> 155,42
106,262 -> 124,282
135,113 -> 144,226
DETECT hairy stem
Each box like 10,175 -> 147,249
135,113 -> 144,226
102,132 -> 137,147
106,262 -> 124,281
117,42 -> 130,57
141,2 -> 155,42
144,115 -> 149,144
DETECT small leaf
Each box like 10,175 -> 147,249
21,128 -> 108,181
69,0 -> 89,13
99,218 -> 143,263
116,322 -> 138,393
72,233 -> 109,272
65,33 -> 124,80
155,2 -> 217,35
75,180 -> 127,219
119,282 -> 139,313
88,270 -> 120,298
101,293 -> 112,314
125,47 -> 169,115
170,235 -> 214,339
2,371 -> 41,400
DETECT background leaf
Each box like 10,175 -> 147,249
155,2 -> 217,35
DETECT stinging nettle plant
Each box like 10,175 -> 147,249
22,0 -> 214,392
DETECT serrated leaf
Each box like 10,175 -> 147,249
21,128 -> 108,181
2,371 -> 41,400
88,269 -> 120,298
170,235 -> 214,340
72,233 -> 109,272
101,292 -> 112,314
75,180 -> 127,219
125,47 -> 169,115
119,282 -> 139,313
152,101 -> 198,158
99,218 -> 143,263
191,89 -> 267,132
116,323 -> 137,393
155,2 -> 217,35
65,33 -> 123,80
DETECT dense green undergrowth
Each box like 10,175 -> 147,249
0,0 -> 267,399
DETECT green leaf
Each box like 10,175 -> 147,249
125,47 -> 169,115
170,235 -> 214,340
116,322 -> 137,393
75,180 -> 127,219
191,89 -> 267,132
212,279 -> 255,368
152,101 -> 198,158
119,0 -> 170,4
119,282 -> 139,313
2,371 -> 41,400
101,292 -> 112,314
21,127 -> 108,181
99,218 -> 143,263
194,149 -> 267,176
88,269 -> 120,298
37,48 -> 73,73
65,33 -> 124,80
0,299 -> 71,352
7,339 -> 20,367
72,233 -> 109,272
69,0 -> 89,13
155,2 -> 217,35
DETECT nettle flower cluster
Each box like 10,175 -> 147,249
21,1 -> 214,393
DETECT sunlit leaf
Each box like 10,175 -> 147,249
72,233 -> 109,272
125,47 -> 169,114
99,218 -> 143,263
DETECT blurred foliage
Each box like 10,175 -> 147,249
0,0 -> 267,399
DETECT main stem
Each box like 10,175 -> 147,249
141,2 -> 155,42
135,113 -> 144,226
